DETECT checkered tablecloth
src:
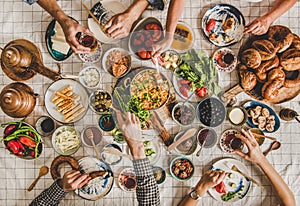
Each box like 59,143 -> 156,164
0,0 -> 299,205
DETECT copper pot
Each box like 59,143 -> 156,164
0,82 -> 38,118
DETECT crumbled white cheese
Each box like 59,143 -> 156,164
82,68 -> 100,87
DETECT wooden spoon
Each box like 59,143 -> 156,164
263,141 -> 281,156
86,128 -> 101,159
27,166 -> 49,191
166,128 -> 197,152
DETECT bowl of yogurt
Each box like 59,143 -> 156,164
227,106 -> 247,126
101,144 -> 122,165
79,66 -> 101,89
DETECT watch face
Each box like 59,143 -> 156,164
190,190 -> 200,200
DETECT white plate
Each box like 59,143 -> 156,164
75,157 -> 114,200
44,79 -> 89,124
118,167 -> 136,192
87,1 -> 126,44
208,158 -> 251,202
51,126 -> 81,156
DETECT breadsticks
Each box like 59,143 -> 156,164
52,85 -> 85,122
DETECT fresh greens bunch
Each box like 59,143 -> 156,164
175,49 -> 222,96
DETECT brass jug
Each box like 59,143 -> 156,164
0,82 -> 38,118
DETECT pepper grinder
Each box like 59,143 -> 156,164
279,108 -> 300,123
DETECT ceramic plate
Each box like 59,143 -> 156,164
45,19 -> 73,61
208,158 -> 251,202
243,101 -> 280,133
87,1 -> 126,44
44,79 -> 89,124
75,157 -> 114,200
170,21 -> 195,53
202,4 -> 245,47
212,48 -> 237,72
118,168 -> 137,192
219,129 -> 241,153
78,41 -> 102,63
51,126 -> 81,156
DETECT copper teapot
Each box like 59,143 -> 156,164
0,82 -> 38,118
1,39 -> 61,81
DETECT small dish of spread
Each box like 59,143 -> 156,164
227,106 -> 247,126
213,48 -> 237,72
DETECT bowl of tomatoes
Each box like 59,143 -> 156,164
1,121 -> 43,159
129,17 -> 164,60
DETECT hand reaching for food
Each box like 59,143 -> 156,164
105,12 -> 135,39
195,170 -> 227,196
244,15 -> 272,35
115,111 -> 146,159
59,18 -> 92,54
59,170 -> 91,191
151,34 -> 173,58
234,129 -> 266,164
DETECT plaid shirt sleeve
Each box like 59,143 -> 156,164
29,179 -> 68,206
133,158 -> 160,206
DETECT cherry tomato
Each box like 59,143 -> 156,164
138,48 -> 151,59
206,19 -> 216,32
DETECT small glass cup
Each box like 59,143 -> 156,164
79,34 -> 98,51
229,137 -> 244,151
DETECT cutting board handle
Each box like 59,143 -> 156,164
221,84 -> 244,103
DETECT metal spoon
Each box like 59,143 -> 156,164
263,141 -> 281,156
27,166 -> 49,191
196,138 -> 207,157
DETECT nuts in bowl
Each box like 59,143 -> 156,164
102,48 -> 131,78
89,90 -> 112,114
170,156 -> 194,181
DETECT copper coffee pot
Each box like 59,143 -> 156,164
0,82 -> 38,118
1,39 -> 61,81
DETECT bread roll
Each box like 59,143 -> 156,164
262,68 -> 285,100
267,25 -> 293,53
251,40 -> 276,61
284,70 -> 300,88
241,48 -> 262,69
239,69 -> 257,91
280,48 -> 300,71
256,56 -> 280,81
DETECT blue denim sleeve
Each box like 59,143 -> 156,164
23,0 -> 38,5
147,0 -> 165,10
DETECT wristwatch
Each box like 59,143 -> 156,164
190,189 -> 201,200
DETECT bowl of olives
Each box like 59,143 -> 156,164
89,90 -> 112,115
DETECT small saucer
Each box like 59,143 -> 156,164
213,48 -> 237,73
35,116 -> 56,136
78,41 -> 102,63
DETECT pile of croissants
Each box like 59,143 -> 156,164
238,25 -> 300,100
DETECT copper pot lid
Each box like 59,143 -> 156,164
0,39 -> 42,81
0,82 -> 38,118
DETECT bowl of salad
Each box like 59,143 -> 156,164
1,121 -> 43,160
52,126 -> 81,156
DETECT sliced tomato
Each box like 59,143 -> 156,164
196,87 -> 207,97
206,19 -> 216,32
138,48 -> 148,59
179,79 -> 190,85
132,32 -> 145,46
179,86 -> 189,98
215,181 -> 226,194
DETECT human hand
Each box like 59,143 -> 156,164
105,12 -> 134,39
195,170 -> 226,196
115,111 -> 145,159
58,18 -> 92,54
234,129 -> 266,165
151,34 -> 173,58
59,170 -> 91,191
244,15 -> 272,35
